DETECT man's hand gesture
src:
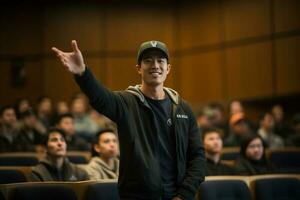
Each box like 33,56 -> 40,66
52,40 -> 86,75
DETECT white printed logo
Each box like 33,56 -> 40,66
167,118 -> 172,126
176,114 -> 188,119
150,41 -> 158,47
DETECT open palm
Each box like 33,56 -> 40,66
52,40 -> 86,75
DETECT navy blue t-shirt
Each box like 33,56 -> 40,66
145,95 -> 177,199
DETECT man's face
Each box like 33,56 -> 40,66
47,132 -> 67,157
23,115 -> 37,128
261,114 -> 274,131
38,99 -> 52,114
1,108 -> 17,127
246,138 -> 264,161
203,132 -> 223,154
57,117 -> 75,135
94,132 -> 119,159
71,98 -> 86,115
136,50 -> 171,87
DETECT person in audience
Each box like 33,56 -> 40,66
196,110 -> 212,130
85,129 -> 119,180
209,103 -> 226,130
0,105 -> 19,152
286,113 -> 300,147
229,99 -> 244,116
36,96 -> 53,129
271,104 -> 289,139
14,98 -> 31,119
258,112 -> 284,149
55,101 -> 70,115
30,128 -> 88,181
55,113 -> 90,151
202,127 -> 235,176
14,109 -> 45,152
235,134 -> 274,175
224,112 -> 252,147
71,96 -> 99,142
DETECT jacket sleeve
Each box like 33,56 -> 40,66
177,105 -> 206,200
74,68 -> 126,123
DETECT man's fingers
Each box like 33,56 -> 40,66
71,40 -> 80,53
51,47 -> 63,55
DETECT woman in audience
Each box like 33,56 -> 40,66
235,134 -> 274,175
85,128 -> 119,180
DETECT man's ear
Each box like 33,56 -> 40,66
136,64 -> 142,75
166,63 -> 172,75
94,144 -> 101,154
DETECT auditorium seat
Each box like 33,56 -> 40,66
85,182 -> 119,200
0,154 -> 39,166
0,169 -> 27,184
197,179 -> 252,200
67,151 -> 91,164
221,147 -> 240,161
9,184 -> 78,200
253,178 -> 300,200
268,148 -> 300,173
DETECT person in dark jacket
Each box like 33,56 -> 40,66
30,128 -> 88,181
52,40 -> 205,200
54,113 -> 90,151
202,128 -> 235,176
235,134 -> 274,175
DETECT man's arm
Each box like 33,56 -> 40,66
52,40 -> 125,123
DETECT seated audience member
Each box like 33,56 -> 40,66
202,128 -> 235,176
286,113 -> 300,147
85,129 -> 119,180
55,101 -> 70,115
271,104 -> 289,139
71,96 -> 99,142
196,110 -> 212,130
258,112 -> 284,149
31,128 -> 88,181
14,110 -> 45,152
235,134 -> 274,175
228,99 -> 244,116
0,105 -> 19,152
36,96 -> 54,129
224,112 -> 252,147
55,113 -> 90,151
14,98 -> 31,119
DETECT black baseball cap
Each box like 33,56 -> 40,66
137,40 -> 169,64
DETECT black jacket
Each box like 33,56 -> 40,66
75,68 -> 205,200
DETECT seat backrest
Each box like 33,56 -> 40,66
254,178 -> 300,200
67,155 -> 88,164
269,150 -> 300,173
0,156 -> 38,166
198,180 -> 252,200
0,169 -> 27,184
9,184 -> 78,200
85,182 -> 119,200
221,147 -> 240,161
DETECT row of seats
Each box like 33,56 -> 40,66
0,151 -> 91,166
221,147 -> 300,173
0,175 -> 299,200
198,174 -> 300,200
0,180 -> 119,200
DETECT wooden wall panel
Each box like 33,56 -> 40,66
223,0 -> 271,41
105,5 -> 175,52
0,61 -> 44,105
274,0 -> 300,32
178,51 -> 223,103
275,36 -> 300,95
43,5 -> 105,53
225,42 -> 273,99
178,1 -> 222,49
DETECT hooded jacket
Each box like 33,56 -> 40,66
85,157 -> 119,180
75,68 -> 205,200
30,156 -> 88,181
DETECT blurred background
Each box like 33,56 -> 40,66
1,0 -> 300,120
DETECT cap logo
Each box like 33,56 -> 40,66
150,41 -> 158,47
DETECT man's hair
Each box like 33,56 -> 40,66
0,105 -> 15,117
91,128 -> 116,157
36,95 -> 51,105
43,127 -> 66,146
201,127 -> 223,141
54,113 -> 74,125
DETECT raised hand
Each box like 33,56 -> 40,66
52,40 -> 86,75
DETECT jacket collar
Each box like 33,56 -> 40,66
126,85 -> 179,105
